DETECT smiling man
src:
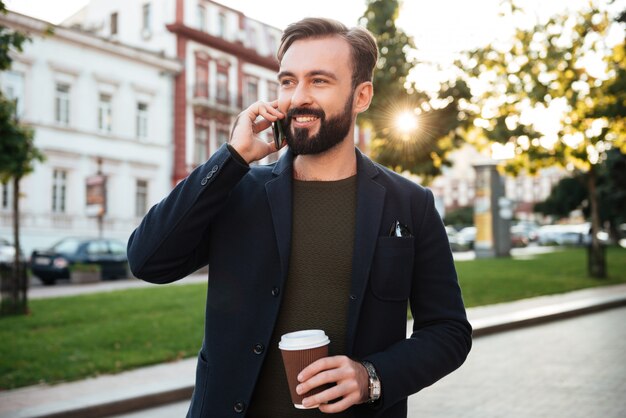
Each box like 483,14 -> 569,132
128,18 -> 471,418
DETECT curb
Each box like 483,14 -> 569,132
13,294 -> 626,418
33,387 -> 194,418
471,294 -> 626,338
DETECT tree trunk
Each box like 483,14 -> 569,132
1,177 -> 28,315
587,167 -> 607,279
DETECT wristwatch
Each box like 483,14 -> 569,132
360,361 -> 381,403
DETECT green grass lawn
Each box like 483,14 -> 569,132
0,247 -> 624,390
457,247 -> 626,307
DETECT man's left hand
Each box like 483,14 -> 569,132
296,355 -> 369,413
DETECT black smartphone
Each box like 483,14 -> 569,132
272,119 -> 286,149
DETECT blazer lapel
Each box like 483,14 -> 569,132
265,151 -> 294,284
346,149 -> 386,355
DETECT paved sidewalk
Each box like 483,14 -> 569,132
2,284 -> 626,418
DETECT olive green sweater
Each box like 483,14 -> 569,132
248,176 -> 357,417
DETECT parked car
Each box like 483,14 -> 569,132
456,226 -> 476,250
510,222 -> 539,247
0,237 -> 25,268
30,237 -> 128,285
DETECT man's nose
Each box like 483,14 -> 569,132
289,83 -> 313,108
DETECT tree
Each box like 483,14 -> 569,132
535,148 -> 626,240
0,1 -> 43,315
456,0 -> 625,278
359,0 -> 473,183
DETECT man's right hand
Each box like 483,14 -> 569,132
229,100 -> 285,164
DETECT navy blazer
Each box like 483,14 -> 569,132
127,144 -> 472,417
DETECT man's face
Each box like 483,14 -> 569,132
277,36 -> 356,155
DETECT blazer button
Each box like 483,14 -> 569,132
200,177 -> 208,186
271,287 -> 280,297
349,294 -> 357,300
211,165 -> 219,173
253,343 -> 264,354
234,401 -> 245,413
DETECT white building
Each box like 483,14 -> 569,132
65,0 -> 285,181
0,11 -> 182,255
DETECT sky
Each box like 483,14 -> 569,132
7,0 -> 614,56
7,0 -> 616,91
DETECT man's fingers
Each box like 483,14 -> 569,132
245,100 -> 283,123
298,356 -> 341,382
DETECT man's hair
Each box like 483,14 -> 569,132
277,17 -> 378,89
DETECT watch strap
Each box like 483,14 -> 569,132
361,361 -> 381,403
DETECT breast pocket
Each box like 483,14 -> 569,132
370,237 -> 415,301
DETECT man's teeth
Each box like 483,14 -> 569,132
295,116 -> 318,123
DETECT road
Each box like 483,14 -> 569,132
111,306 -> 626,417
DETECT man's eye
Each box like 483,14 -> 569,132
280,79 -> 294,87
312,79 -> 327,85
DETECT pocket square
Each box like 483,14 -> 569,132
389,220 -> 413,237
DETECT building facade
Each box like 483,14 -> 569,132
429,144 -> 565,221
0,11 -> 181,254
66,0 -> 283,183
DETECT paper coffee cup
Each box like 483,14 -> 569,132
279,329 -> 330,409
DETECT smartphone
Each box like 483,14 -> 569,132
272,119 -> 286,149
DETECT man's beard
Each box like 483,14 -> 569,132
283,94 -> 354,156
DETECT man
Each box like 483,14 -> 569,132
128,18 -> 471,418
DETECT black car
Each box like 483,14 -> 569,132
30,238 -> 128,285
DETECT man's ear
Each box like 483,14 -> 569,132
353,82 -> 373,114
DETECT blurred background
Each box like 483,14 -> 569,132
0,0 -> 625,416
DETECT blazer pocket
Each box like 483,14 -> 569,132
370,237 -> 415,301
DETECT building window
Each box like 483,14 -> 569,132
267,81 -> 278,101
194,125 -> 208,165
55,83 -> 70,125
244,77 -> 258,108
195,57 -> 208,97
1,71 -> 25,117
216,69 -> 228,104
98,93 -> 112,133
217,129 -> 229,148
217,12 -> 227,38
135,180 -> 148,217
1,181 -> 11,210
197,5 -> 206,31
142,3 -> 151,34
52,169 -> 67,213
110,12 -> 118,36
136,102 -> 148,139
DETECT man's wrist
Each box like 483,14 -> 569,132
360,361 -> 381,403
226,144 -> 250,166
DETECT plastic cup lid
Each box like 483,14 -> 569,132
279,329 -> 330,350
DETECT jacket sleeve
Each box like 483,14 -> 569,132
364,188 -> 472,410
127,144 -> 250,284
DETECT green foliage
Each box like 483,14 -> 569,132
455,0 -> 624,277
0,1 -> 29,72
457,0 -> 626,174
534,176 -> 587,218
535,148 -> 626,229
444,206 -> 474,227
0,95 -> 42,183
359,0 -> 471,182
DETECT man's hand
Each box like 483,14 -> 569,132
229,100 -> 285,164
296,355 -> 369,413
